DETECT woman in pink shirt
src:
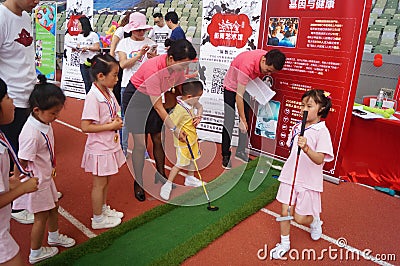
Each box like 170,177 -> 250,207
270,89 -> 334,259
122,39 -> 197,201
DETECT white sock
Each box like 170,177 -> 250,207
281,235 -> 290,248
48,230 -> 59,241
102,204 -> 107,212
30,247 -> 42,257
311,217 -> 320,227
93,214 -> 104,223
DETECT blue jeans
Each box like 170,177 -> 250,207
80,64 -> 92,94
120,86 -> 128,155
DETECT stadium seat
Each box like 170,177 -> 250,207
373,45 -> 391,54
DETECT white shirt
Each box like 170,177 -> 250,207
0,4 -> 37,108
115,37 -> 155,87
77,31 -> 100,64
148,24 -> 171,55
112,27 -> 125,61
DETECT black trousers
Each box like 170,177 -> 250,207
221,89 -> 250,156
0,107 -> 29,169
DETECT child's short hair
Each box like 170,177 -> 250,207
28,75 -> 66,113
90,54 -> 118,81
181,78 -> 203,96
302,89 -> 332,118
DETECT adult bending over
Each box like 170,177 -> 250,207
123,39 -> 196,201
222,49 -> 286,169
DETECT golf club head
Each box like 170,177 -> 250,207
207,203 -> 219,211
276,215 -> 294,222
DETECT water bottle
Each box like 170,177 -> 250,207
375,90 -> 384,109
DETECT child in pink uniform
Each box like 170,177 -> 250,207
81,54 -> 126,230
13,75 -> 75,264
270,89 -> 334,259
0,78 -> 39,266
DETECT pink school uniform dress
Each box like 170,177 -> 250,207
277,121 -> 334,216
13,115 -> 58,213
0,144 -> 19,263
81,84 -> 126,176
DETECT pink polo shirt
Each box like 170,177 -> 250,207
278,121 -> 334,192
130,54 -> 186,96
223,49 -> 267,92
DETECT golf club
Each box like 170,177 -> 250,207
185,136 -> 219,211
276,110 -> 308,222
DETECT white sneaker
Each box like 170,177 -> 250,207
184,176 -> 205,187
91,216 -> 121,229
270,243 -> 290,260
103,205 -> 124,219
57,192 -> 63,199
11,210 -> 34,224
29,247 -> 59,264
310,219 -> 323,240
160,182 -> 172,200
48,233 -> 76,247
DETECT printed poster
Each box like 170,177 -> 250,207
60,0 -> 93,99
197,0 -> 263,144
34,3 -> 57,80
249,0 -> 372,177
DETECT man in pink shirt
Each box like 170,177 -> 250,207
222,49 -> 286,169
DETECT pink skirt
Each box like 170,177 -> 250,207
81,149 -> 126,176
276,182 -> 321,217
13,178 -> 58,214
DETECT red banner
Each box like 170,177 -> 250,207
249,0 -> 372,177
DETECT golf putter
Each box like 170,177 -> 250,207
185,136 -> 219,211
276,110 -> 308,222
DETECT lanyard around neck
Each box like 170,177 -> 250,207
0,131 -> 32,177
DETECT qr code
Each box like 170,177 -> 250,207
66,51 -> 80,67
211,67 -> 226,94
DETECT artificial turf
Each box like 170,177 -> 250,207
39,158 -> 281,266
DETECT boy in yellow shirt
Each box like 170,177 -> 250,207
160,79 -> 204,200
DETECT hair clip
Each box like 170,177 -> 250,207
323,91 -> 331,99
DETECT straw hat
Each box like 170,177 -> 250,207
123,12 -> 153,33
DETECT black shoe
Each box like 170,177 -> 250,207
154,172 -> 176,188
134,181 -> 145,202
222,155 -> 232,169
235,151 -> 252,163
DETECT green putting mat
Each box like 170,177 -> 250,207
40,158 -> 280,266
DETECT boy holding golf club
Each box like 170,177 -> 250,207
270,89 -> 334,259
159,79 -> 204,201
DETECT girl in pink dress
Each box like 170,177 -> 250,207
270,89 -> 334,259
81,54 -> 126,230
0,78 -> 38,266
13,75 -> 75,264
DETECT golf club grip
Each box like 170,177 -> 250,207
297,110 -> 309,155
185,136 -> 195,159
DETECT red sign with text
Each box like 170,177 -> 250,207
207,13 -> 253,48
249,0 -> 372,176
67,15 -> 83,36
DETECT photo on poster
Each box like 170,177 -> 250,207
267,17 -> 299,48
255,100 -> 280,139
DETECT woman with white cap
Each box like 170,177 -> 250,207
115,12 -> 157,156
